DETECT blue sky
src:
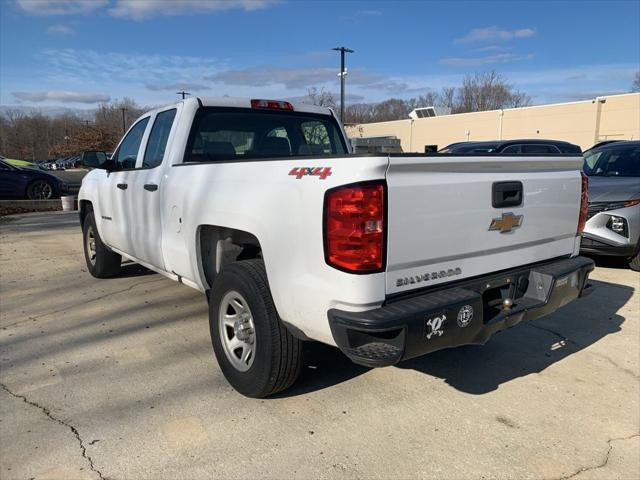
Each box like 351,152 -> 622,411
1,0 -> 638,112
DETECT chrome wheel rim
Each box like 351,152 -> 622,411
30,181 -> 53,200
219,291 -> 256,372
86,226 -> 97,265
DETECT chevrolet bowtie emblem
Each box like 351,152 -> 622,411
489,212 -> 523,233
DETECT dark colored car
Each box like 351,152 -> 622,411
439,139 -> 582,154
581,141 -> 640,270
584,140 -> 622,152
77,150 -> 108,169
0,159 -> 69,200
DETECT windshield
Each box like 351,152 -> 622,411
583,145 -> 640,177
185,107 -> 348,162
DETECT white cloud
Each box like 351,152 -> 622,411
46,24 -> 74,35
109,0 -> 280,20
472,45 -> 506,53
339,8 -> 383,23
16,0 -> 108,15
440,53 -> 534,67
206,65 -> 411,92
146,82 -> 211,92
40,48 -> 227,86
455,26 -> 536,44
12,90 -> 110,103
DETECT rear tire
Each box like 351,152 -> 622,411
209,259 -> 302,398
82,211 -> 121,278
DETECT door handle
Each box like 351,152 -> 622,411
144,183 -> 158,192
117,183 -> 128,190
492,181 -> 523,208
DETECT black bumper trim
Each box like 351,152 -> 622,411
328,256 -> 595,368
580,236 -> 637,257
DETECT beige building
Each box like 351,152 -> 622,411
345,92 -> 640,152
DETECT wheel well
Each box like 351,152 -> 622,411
199,225 -> 262,289
79,200 -> 93,228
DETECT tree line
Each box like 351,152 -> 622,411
1,70 -> 637,161
0,98 -> 144,161
309,70 -> 531,124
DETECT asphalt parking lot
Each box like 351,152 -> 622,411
1,212 -> 638,480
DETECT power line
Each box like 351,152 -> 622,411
332,46 -> 354,123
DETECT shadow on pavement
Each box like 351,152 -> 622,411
118,262 -> 156,278
585,254 -> 633,270
273,342 -> 368,398
278,278 -> 633,397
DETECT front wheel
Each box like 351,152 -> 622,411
629,251 -> 640,272
82,211 -> 121,278
26,180 -> 54,200
209,259 -> 302,398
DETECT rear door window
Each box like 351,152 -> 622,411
143,109 -> 177,168
501,145 -> 521,154
522,144 -> 561,154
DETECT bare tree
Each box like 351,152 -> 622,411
0,98 -> 146,161
344,103 -> 374,124
454,70 -> 530,113
306,87 -> 337,111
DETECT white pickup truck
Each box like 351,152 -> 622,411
79,97 -> 594,397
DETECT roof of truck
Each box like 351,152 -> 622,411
194,96 -> 334,116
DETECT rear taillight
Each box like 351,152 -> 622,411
250,99 -> 294,110
324,182 -> 386,273
577,172 -> 589,234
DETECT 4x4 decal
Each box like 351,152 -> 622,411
289,167 -> 332,180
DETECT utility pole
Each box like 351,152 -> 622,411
177,91 -> 191,100
120,107 -> 127,135
332,46 -> 354,123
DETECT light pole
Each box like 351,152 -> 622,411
177,91 -> 191,100
120,107 -> 127,135
332,46 -> 354,122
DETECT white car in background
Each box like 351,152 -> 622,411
581,140 -> 640,270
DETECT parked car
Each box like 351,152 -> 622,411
77,151 -> 108,169
79,97 -> 594,397
580,141 -> 640,270
584,140 -> 622,152
439,139 -> 582,154
0,158 -> 69,200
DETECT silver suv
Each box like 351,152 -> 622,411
581,141 -> 640,270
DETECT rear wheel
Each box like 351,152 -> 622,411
26,180 -> 54,200
209,259 -> 302,397
82,212 -> 121,278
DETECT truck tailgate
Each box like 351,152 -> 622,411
385,155 -> 583,295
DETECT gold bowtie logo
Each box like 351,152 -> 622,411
489,213 -> 523,233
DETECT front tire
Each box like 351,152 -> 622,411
209,259 -> 302,398
82,211 -> 121,278
629,251 -> 640,272
26,180 -> 54,200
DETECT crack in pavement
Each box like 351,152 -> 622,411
2,277 -> 167,329
0,382 -> 106,480
557,433 -> 640,479
525,323 -> 639,379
